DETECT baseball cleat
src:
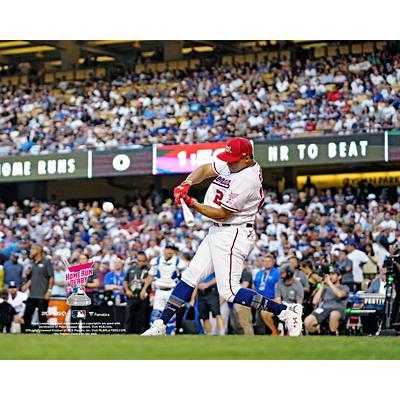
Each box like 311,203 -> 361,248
141,319 -> 166,336
285,303 -> 303,316
278,304 -> 303,336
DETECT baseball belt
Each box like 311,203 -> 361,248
213,223 -> 254,228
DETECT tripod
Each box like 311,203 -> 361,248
378,275 -> 397,336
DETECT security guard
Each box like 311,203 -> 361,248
124,251 -> 151,334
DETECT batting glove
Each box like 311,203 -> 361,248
181,194 -> 195,207
173,181 -> 191,203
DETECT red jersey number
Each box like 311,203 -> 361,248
213,189 -> 224,206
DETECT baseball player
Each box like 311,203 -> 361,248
143,137 -> 303,336
141,245 -> 186,334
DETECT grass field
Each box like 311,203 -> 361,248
0,335 -> 399,359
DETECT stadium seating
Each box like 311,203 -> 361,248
0,49 -> 399,155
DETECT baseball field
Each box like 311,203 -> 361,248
0,335 -> 399,359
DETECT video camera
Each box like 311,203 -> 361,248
383,249 -> 400,277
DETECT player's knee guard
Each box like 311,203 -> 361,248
150,309 -> 162,323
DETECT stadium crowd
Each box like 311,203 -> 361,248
1,50 -> 400,155
0,178 -> 398,335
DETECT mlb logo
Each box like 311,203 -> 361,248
72,310 -> 86,319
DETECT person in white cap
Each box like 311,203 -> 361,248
367,193 -> 378,210
7,281 -> 27,333
279,194 -> 294,215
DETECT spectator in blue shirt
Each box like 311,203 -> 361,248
254,254 -> 281,335
254,254 -> 280,298
104,258 -> 126,303
3,254 -> 23,287
1,238 -> 20,259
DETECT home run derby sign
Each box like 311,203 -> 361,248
63,260 -> 94,306
66,262 -> 94,289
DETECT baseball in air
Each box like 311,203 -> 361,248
102,201 -> 114,213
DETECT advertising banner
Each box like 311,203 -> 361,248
297,170 -> 400,190
154,142 -> 228,174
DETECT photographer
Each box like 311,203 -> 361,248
304,267 -> 350,335
275,265 -> 304,305
124,252 -> 151,334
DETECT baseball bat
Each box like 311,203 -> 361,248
180,198 -> 195,227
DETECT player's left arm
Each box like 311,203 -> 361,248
191,202 -> 234,220
186,178 -> 252,219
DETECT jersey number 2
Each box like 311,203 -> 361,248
213,189 -> 223,206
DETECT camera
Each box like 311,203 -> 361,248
316,263 -> 330,277
383,249 -> 400,277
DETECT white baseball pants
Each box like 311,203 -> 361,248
153,288 -> 173,311
182,225 -> 255,302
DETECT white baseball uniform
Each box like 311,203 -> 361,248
182,158 -> 264,302
149,255 -> 186,311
